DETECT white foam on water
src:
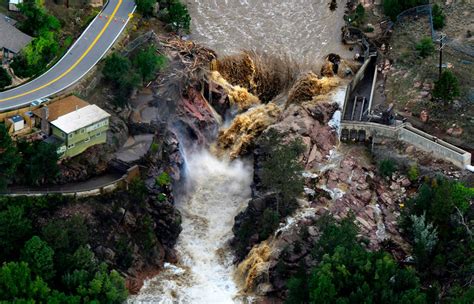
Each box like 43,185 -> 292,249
129,151 -> 253,304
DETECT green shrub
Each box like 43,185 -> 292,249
70,246 -> 97,273
136,0 -> 156,16
129,177 -> 148,204
0,205 -> 33,260
407,164 -> 420,182
0,67 -> 12,89
416,37 -> 435,58
102,53 -> 140,106
115,236 -> 133,269
378,158 -> 397,177
133,46 -> 167,83
433,70 -> 460,103
399,178 -> 474,297
18,0 -> 61,36
11,32 -> 60,78
155,172 -> 171,187
17,140 -> 60,186
432,4 -> 445,30
0,261 -> 50,302
21,236 -> 55,282
0,124 -> 21,191
157,193 -> 167,202
260,209 -> 280,240
150,142 -> 159,153
410,213 -> 438,269
286,215 -> 427,303
166,0 -> 191,33
259,129 -> 305,214
138,215 -> 156,251
41,216 -> 89,255
383,0 -> 428,21
11,0 -> 62,78
355,4 -> 365,22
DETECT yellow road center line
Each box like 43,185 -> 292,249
0,0 -> 123,103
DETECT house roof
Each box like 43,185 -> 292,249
0,14 -> 33,53
50,105 -> 110,134
33,95 -> 90,122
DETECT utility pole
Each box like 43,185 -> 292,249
437,33 -> 446,80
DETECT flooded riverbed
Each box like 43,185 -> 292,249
129,1 -> 351,303
187,0 -> 351,66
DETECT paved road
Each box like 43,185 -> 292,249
2,173 -> 123,195
0,0 -> 136,112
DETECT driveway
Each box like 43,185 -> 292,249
0,0 -> 136,111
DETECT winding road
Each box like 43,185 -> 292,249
0,0 -> 136,112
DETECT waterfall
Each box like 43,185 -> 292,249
129,150 -> 253,304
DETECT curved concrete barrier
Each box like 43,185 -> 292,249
341,121 -> 472,169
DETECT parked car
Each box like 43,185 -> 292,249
30,97 -> 50,107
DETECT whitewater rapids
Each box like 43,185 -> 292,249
129,151 -> 253,304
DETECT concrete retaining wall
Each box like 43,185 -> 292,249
341,121 -> 403,138
399,126 -> 471,168
3,165 -> 139,197
342,57 -> 374,116
340,121 -> 472,169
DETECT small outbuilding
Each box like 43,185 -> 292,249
8,115 -> 25,132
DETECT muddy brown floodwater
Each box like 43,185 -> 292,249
187,0 -> 352,66
129,2 -> 351,303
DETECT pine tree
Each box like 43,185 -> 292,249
21,236 -> 56,282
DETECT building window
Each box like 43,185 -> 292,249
67,143 -> 75,149
68,133 -> 73,139
84,137 -> 90,143
81,128 -> 85,133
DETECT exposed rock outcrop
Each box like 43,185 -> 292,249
57,144 -> 113,184
252,101 -> 339,195
231,99 -> 339,264
238,149 -> 414,297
